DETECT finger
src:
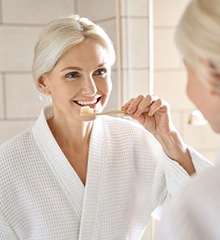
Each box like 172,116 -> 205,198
121,98 -> 134,111
148,98 -> 168,116
134,95 -> 158,116
126,95 -> 144,114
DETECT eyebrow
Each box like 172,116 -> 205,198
61,62 -> 108,72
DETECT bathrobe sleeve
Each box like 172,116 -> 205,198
161,145 -> 214,196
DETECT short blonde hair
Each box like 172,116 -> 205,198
175,0 -> 220,93
32,14 -> 116,87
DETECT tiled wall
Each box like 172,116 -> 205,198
154,0 -> 220,162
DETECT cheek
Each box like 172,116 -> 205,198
98,78 -> 112,94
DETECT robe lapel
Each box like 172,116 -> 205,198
78,117 -> 105,240
32,106 -> 85,219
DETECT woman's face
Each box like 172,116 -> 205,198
184,61 -> 220,133
39,39 -> 112,121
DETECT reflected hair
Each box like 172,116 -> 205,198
32,14 -> 116,88
175,0 -> 220,93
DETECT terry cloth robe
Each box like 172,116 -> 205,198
0,105 -> 212,240
156,159 -> 220,240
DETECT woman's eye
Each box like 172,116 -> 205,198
65,72 -> 80,78
94,68 -> 107,76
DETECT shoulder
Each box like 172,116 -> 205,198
170,164 -> 220,209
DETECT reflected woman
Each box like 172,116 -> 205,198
0,14 -> 212,239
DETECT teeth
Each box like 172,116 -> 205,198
76,99 -> 97,105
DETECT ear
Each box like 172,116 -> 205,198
37,75 -> 51,95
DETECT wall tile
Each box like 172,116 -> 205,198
2,0 -> 74,24
5,74 -> 43,119
98,19 -> 118,70
122,69 -> 149,102
77,0 -> 116,21
0,26 -> 43,71
121,0 -> 149,17
0,75 -> 4,119
199,150 -> 219,164
0,120 -> 35,144
182,111 -> 220,150
154,0 -> 190,27
122,18 -> 149,69
154,28 -> 182,69
154,70 -> 194,110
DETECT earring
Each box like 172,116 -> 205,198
39,92 -> 52,105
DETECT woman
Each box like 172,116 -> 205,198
156,0 -> 220,239
0,14 -> 211,239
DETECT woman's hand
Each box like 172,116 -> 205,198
121,95 -> 174,137
122,94 -> 195,175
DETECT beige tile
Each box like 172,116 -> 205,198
5,74 -> 44,118
78,0 -> 116,21
0,26 -> 43,71
98,19 -> 118,70
182,111 -> 220,149
0,120 -> 35,144
0,75 -> 4,119
154,28 -> 182,69
121,0 -> 149,17
2,0 -> 74,24
122,18 -> 149,69
154,70 -> 194,110
154,0 -> 190,27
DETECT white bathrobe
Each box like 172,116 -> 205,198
0,105 -> 212,240
156,159 -> 220,240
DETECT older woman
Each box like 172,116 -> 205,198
0,14 -> 211,240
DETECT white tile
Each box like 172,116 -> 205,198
121,0 -> 149,17
5,74 -> 44,118
122,18 -> 149,69
154,70 -> 194,110
154,0 -> 190,27
0,75 -> 4,119
0,120 -> 35,144
154,28 -> 182,69
78,0 -> 116,21
2,0 -> 74,24
0,26 -> 43,71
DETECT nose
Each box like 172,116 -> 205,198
82,75 -> 97,96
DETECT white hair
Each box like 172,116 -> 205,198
32,14 -> 116,88
175,0 -> 220,93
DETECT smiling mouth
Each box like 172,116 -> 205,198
74,97 -> 101,107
